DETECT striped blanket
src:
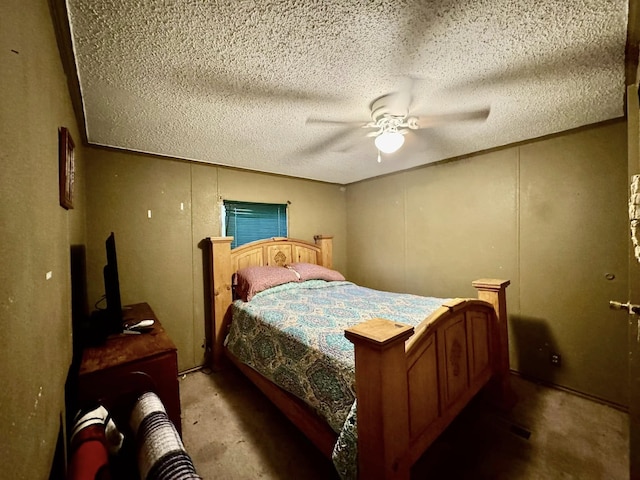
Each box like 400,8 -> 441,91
130,392 -> 200,480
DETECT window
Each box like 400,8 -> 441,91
222,200 -> 288,248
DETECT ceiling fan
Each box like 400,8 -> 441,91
306,85 -> 490,161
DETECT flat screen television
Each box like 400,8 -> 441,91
103,232 -> 123,332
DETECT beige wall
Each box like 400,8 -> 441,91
0,0 -> 87,477
347,121 -> 628,406
85,150 -> 347,371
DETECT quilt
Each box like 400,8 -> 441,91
226,280 -> 449,479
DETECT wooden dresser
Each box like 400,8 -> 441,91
77,302 -> 182,435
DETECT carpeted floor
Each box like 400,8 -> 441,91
179,368 -> 628,479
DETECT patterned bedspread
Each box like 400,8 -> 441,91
226,280 -> 449,479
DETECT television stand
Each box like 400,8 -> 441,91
76,303 -> 181,435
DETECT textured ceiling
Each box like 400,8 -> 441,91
66,0 -> 628,184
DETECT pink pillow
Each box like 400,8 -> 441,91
287,263 -> 345,282
235,266 -> 299,301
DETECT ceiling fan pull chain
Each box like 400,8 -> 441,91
377,150 -> 382,163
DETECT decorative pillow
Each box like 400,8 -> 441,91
235,265 -> 300,301
287,263 -> 345,282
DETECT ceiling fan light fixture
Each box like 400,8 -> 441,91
374,131 -> 405,154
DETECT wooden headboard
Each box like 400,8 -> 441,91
207,235 -> 334,368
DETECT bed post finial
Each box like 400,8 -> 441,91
314,235 -> 333,268
209,237 -> 234,370
472,279 -> 515,409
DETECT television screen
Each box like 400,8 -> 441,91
103,232 -> 123,331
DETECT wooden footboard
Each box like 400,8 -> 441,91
345,280 -> 511,479
208,236 -> 511,480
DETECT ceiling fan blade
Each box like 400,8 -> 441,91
444,36 -> 620,93
306,118 -> 370,127
300,126 -> 365,156
392,75 -> 432,112
369,76 -> 426,118
411,107 -> 490,129
400,128 -> 462,161
375,88 -> 412,116
217,79 -> 339,103
174,68 -> 341,103
335,129 -> 373,153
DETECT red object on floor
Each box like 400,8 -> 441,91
67,425 -> 111,480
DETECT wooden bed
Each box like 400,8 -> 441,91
208,235 -> 512,480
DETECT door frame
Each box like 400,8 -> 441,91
627,82 -> 640,480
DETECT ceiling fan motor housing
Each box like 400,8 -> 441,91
370,94 -> 409,122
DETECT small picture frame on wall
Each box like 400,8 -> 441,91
59,126 -> 75,210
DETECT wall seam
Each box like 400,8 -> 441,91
516,146 -> 521,315
403,172 -> 408,292
189,163 -> 197,368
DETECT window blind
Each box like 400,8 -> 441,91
223,200 -> 288,248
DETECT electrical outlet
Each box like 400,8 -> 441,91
550,352 -> 561,366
